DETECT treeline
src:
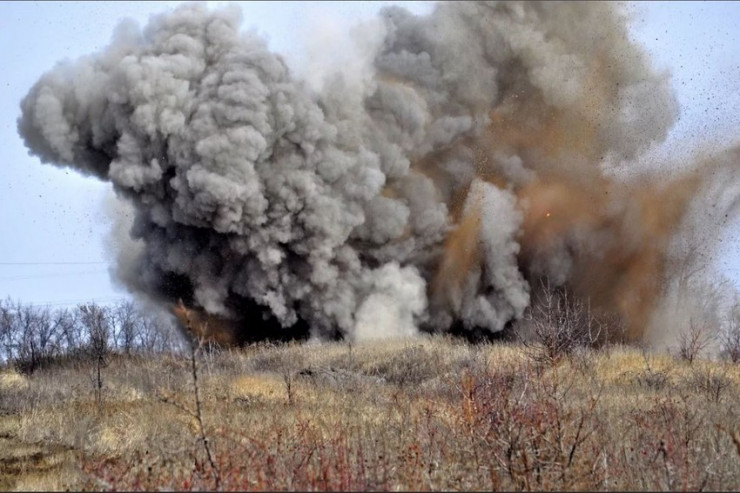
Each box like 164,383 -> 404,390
0,299 -> 184,372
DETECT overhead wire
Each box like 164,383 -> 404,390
0,261 -> 122,306
0,261 -> 107,265
0,269 -> 109,281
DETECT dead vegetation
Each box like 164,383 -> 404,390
3,287 -> 740,491
1,335 -> 740,491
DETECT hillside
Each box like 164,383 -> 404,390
2,336 -> 740,491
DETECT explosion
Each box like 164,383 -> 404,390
17,2 -> 740,344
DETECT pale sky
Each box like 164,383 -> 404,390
0,1 -> 738,308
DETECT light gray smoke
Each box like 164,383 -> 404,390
21,1 -> 723,343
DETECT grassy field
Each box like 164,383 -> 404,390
2,336 -> 740,491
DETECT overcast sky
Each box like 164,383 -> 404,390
1,1 -> 739,308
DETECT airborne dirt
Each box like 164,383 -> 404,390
18,2 -> 740,344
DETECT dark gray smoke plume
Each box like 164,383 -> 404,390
18,2 -> 734,343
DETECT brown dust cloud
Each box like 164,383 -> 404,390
17,2 -> 740,345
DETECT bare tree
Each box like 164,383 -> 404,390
15,303 -> 41,371
0,299 -> 16,364
52,307 -> 82,356
78,303 -> 112,355
112,300 -> 140,355
77,303 -> 112,408
11,303 -> 61,372
33,306 -> 59,363
0,298 -> 185,367
137,314 -> 169,353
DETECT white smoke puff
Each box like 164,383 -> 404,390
289,7 -> 388,103
353,262 -> 427,341
458,179 -> 530,332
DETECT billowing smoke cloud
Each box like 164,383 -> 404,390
17,2 -> 739,343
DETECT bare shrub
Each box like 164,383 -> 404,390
624,390 -> 713,491
677,319 -> 715,364
687,366 -> 731,403
187,337 -> 220,488
721,329 -> 740,363
458,363 -> 606,490
721,311 -> 740,363
521,280 -> 608,365
158,305 -> 221,489
347,340 -> 354,371
634,369 -> 670,391
633,349 -> 672,391
365,345 -> 440,386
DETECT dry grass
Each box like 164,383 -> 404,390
0,369 -> 30,391
1,336 -> 740,491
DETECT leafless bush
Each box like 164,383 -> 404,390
721,330 -> 740,363
720,312 -> 740,363
158,305 -> 221,489
687,366 -> 731,403
622,392 -> 711,491
633,349 -> 672,391
677,319 -> 715,364
187,337 -> 220,488
634,369 -> 670,391
366,345 -> 440,386
521,280 -> 607,365
458,363 -> 606,490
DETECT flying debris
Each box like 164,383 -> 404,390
18,2 -> 740,344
